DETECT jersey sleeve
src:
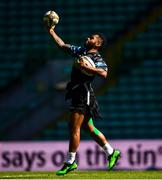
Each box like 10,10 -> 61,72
68,45 -> 86,57
94,57 -> 108,71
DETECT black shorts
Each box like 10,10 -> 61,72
65,83 -> 100,118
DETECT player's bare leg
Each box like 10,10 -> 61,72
83,117 -> 121,170
56,111 -> 84,175
84,118 -> 108,146
69,111 -> 84,152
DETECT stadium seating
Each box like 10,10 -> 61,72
41,1 -> 162,140
0,0 -> 154,89
0,0 -> 162,140
97,59 -> 162,139
42,59 -> 162,140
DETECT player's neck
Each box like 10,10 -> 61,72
87,48 -> 98,53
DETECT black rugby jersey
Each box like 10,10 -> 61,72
68,44 -> 108,85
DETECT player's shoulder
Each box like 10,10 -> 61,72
91,52 -> 106,64
87,52 -> 101,60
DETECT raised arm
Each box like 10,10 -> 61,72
48,27 -> 69,49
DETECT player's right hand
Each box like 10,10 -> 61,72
48,27 -> 55,35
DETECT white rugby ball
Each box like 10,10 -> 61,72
80,56 -> 95,76
43,10 -> 59,28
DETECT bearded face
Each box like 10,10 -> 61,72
85,35 -> 102,50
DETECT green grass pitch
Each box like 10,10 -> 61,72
0,171 -> 162,179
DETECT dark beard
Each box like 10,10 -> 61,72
84,43 -> 94,51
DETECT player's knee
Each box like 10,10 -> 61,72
87,123 -> 101,136
70,126 -> 79,133
70,124 -> 80,134
93,127 -> 101,136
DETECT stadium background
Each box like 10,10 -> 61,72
0,0 -> 162,171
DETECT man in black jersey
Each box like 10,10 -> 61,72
48,27 -> 120,175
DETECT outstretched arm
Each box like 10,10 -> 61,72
48,27 -> 69,49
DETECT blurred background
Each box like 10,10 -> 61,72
0,0 -> 162,171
